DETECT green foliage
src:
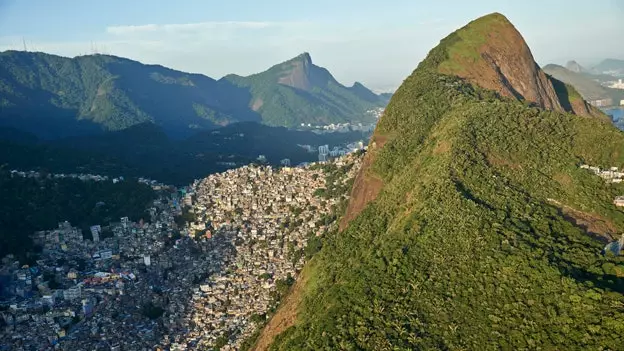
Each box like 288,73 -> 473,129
268,34 -> 624,350
224,54 -> 385,127
0,171 -> 155,259
0,51 -> 384,136
141,302 -> 165,320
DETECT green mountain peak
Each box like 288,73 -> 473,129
262,13 -> 624,351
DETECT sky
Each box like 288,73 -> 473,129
0,0 -> 622,92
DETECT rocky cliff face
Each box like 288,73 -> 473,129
277,53 -> 314,91
436,13 -> 566,112
341,12 -> 602,228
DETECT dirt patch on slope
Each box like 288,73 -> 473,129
548,199 -> 618,242
339,134 -> 387,230
251,269 -> 309,351
252,98 -> 264,111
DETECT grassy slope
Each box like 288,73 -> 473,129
267,16 -> 624,351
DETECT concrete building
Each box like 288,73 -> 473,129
589,98 -> 613,107
90,225 -> 101,242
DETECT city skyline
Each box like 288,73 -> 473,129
0,0 -> 623,91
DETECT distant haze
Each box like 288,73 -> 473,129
0,0 -> 622,92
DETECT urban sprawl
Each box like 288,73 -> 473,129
0,148 -> 364,350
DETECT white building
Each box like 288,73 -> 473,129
609,79 -> 624,89
620,100 -> 624,106
121,217 -> 129,229
318,145 -> 329,155
144,255 -> 151,266
63,286 -> 82,301
90,225 -> 101,242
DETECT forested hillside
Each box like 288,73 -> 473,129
261,13 -> 624,350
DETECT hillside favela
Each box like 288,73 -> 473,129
1,1 -> 624,350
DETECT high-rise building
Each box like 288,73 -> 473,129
90,225 -> 101,242
120,217 -> 129,229
318,145 -> 330,155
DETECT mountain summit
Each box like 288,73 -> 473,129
258,13 -> 624,350
224,53 -> 386,127
566,60 -> 586,73
0,51 -> 386,138
432,13 -> 592,115
276,52 -> 315,90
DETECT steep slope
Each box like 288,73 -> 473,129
223,53 -> 386,127
261,13 -> 624,350
543,64 -> 609,100
543,64 -> 624,124
0,51 -> 259,138
435,13 -> 566,113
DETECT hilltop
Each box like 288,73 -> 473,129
257,13 -> 624,350
223,53 -> 386,127
543,63 -> 611,100
0,51 -> 385,138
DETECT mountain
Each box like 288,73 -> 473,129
0,51 -> 384,138
565,60 -> 586,73
258,13 -> 624,350
223,53 -> 386,127
542,64 -> 624,129
594,58 -> 624,76
0,51 -> 260,138
543,63 -> 610,100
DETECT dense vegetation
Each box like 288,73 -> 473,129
0,122 -> 371,185
224,53 -> 385,127
0,51 -> 262,138
0,171 -> 155,260
267,15 -> 624,350
0,51 -> 384,138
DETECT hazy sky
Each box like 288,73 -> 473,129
0,0 -> 622,92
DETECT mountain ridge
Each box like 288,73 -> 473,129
0,50 -> 386,138
223,52 -> 386,127
258,12 -> 624,350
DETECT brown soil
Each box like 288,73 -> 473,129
439,14 -> 564,114
547,199 -> 618,242
251,269 -> 309,351
433,140 -> 451,155
339,134 -> 387,230
252,98 -> 264,111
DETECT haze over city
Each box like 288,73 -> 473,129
0,0 -> 622,92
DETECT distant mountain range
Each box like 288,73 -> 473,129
224,53 -> 388,128
543,59 -> 624,130
0,51 -> 387,138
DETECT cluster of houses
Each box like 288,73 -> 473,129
9,170 -> 121,183
0,190 -> 187,350
580,164 -> 624,184
157,154 -> 363,350
298,108 -> 383,134
1,152 -> 364,350
580,164 -> 624,208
